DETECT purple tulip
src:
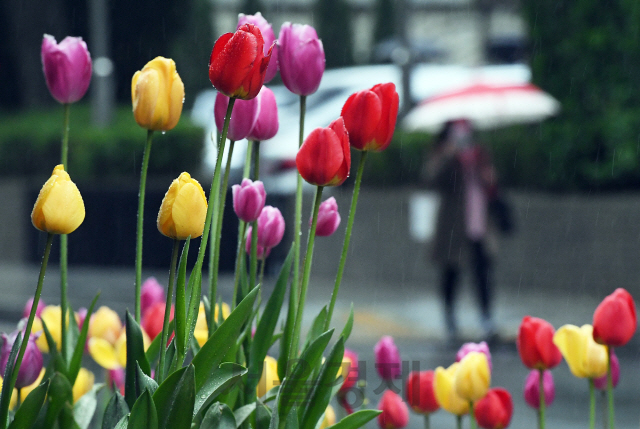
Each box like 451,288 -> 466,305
141,277 -> 165,316
245,226 -> 271,259
214,92 -> 259,141
313,197 -> 340,237
374,336 -> 401,381
41,34 -> 92,104
247,86 -> 279,142
237,12 -> 278,83
456,341 -> 492,371
257,206 -> 285,249
22,297 -> 46,319
232,179 -> 267,223
524,369 -> 555,409
594,350 -> 620,390
277,23 -> 325,96
1,331 -> 43,389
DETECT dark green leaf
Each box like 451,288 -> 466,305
301,307 -> 327,352
175,238 -> 190,359
325,410 -> 381,429
152,364 -> 195,429
162,339 -> 177,380
262,386 -> 279,403
193,363 -> 246,417
136,362 -> 158,398
125,311 -> 151,409
102,391 -> 129,429
113,415 -> 129,429
68,292 -> 100,384
7,379 -> 49,429
43,372 -> 74,429
233,403 -> 256,428
200,402 -> 236,429
278,250 -> 296,381
340,304 -> 354,343
64,306 -> 80,368
73,383 -> 103,429
41,321 -> 66,378
58,404 -> 82,429
256,400 -> 272,429
128,389 -> 158,429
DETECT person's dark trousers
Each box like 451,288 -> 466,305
441,264 -> 459,335
470,239 -> 492,320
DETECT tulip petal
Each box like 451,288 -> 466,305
88,338 -> 120,370
172,182 -> 208,239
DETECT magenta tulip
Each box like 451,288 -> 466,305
237,12 -> 278,83
1,331 -> 43,388
375,336 -> 401,381
523,369 -> 555,409
140,277 -> 165,316
77,307 -> 88,329
594,350 -> 620,390
456,341 -> 493,371
214,92 -> 259,141
23,297 -> 46,319
277,23 -> 325,96
41,34 -> 92,104
246,86 -> 279,141
232,179 -> 266,222
257,206 -> 285,249
245,226 -> 271,259
313,197 -> 340,237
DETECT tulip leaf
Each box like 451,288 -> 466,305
113,415 -> 129,429
102,391 -> 129,429
58,404 -> 82,429
73,383 -> 104,429
128,389 -> 158,429
152,364 -> 195,429
68,292 -> 100,385
191,287 -> 258,392
174,237 -> 190,360
64,306 -> 81,368
278,249 -> 297,382
247,247 -> 293,396
125,311 -> 151,409
200,402 -> 236,429
40,320 -> 67,378
301,337 -> 345,429
193,363 -> 246,418
136,362 -> 158,398
341,304 -> 354,343
145,319 -> 174,365
256,400 -> 272,429
302,306 -> 327,352
162,338 -> 177,379
277,330 -> 334,423
262,386 -> 280,403
0,331 -> 21,423
42,372 -> 74,429
325,410 -> 381,429
7,378 -> 49,429
233,403 -> 256,427
184,269 -> 203,364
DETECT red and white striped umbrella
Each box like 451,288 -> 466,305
402,82 -> 561,132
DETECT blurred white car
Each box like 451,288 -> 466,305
191,63 -> 530,195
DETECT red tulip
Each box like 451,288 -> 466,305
296,118 -> 351,187
593,288 -> 637,347
341,83 -> 399,151
517,316 -> 562,370
339,348 -> 359,394
405,370 -> 439,414
141,302 -> 174,340
378,390 -> 409,429
209,23 -> 273,100
474,388 -> 513,429
237,13 -> 278,83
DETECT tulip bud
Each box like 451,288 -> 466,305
313,197 -> 340,237
72,367 -> 95,403
214,92 -> 259,141
1,331 -> 43,388
341,83 -> 399,152
257,355 -> 280,398
278,23 -> 325,96
256,206 -> 285,249
319,405 -> 336,429
405,370 -> 439,414
374,336 -> 401,381
245,227 -> 271,259
457,341 -> 492,371
296,118 -> 351,187
593,288 -> 637,347
523,370 -> 554,409
553,324 -> 607,379
246,86 -> 279,141
594,350 -> 620,390
237,13 -> 278,83
157,172 -> 208,240
454,351 -> 491,402
41,34 -> 92,104
88,306 -> 122,345
23,297 -> 46,319
140,277 -> 166,316
232,179 -> 266,223
31,165 -> 85,234
517,316 -> 562,370
209,24 -> 273,100
142,302 -> 174,340
434,363 -> 469,416
378,390 -> 409,429
474,387 -> 513,429
193,301 -> 231,346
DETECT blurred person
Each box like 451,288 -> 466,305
424,119 -> 498,342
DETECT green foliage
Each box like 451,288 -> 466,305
314,0 -> 354,68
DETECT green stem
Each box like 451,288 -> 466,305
290,186 -> 323,358
157,239 -> 180,383
16,389 -> 21,410
244,142 -> 253,178
0,233 -> 54,427
259,257 -> 266,288
324,151 -> 368,331
249,141 -> 261,289
423,414 -> 430,429
292,95 -> 306,320
135,130 -> 154,322
539,368 -> 545,429
607,346 -> 615,429
60,102 -> 70,360
602,390 -> 608,429
252,141 -> 261,180
470,401 -> 476,429
589,378 -> 595,429
232,221 -> 248,309
456,415 -> 462,429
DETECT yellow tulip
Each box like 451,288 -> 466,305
89,328 -> 150,370
553,324 -> 607,379
89,306 -> 123,345
131,56 -> 184,131
31,165 -> 85,234
73,368 -> 95,403
257,356 -> 280,398
157,172 -> 208,240
319,405 -> 336,429
434,363 -> 469,415
454,351 -> 491,402
194,301 -> 231,347
33,305 -> 65,352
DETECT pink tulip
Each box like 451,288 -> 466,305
456,341 -> 493,371
41,34 -> 92,104
141,277 -> 165,316
257,206 -> 285,249
594,350 -> 620,390
246,86 -> 279,142
524,369 -> 555,409
375,336 -> 401,381
1,331 -> 43,388
232,179 -> 266,223
237,13 -> 278,83
77,307 -> 88,329
214,92 -> 259,141
245,226 -> 271,259
378,390 -> 409,429
313,197 -> 340,237
23,297 -> 46,319
108,368 -> 125,395
339,348 -> 359,394
277,23 -> 325,96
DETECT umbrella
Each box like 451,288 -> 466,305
402,82 -> 561,132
